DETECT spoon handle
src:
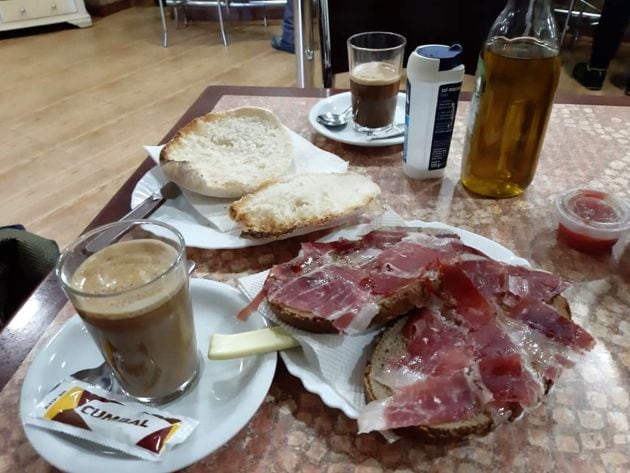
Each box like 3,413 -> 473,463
367,129 -> 405,141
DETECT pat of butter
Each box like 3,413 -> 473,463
208,327 -> 300,360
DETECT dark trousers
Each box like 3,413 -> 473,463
590,0 -> 630,69
281,0 -> 294,47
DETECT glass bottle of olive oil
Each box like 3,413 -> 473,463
461,0 -> 560,198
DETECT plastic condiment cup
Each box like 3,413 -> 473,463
554,188 -> 630,254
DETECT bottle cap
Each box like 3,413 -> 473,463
416,44 -> 463,71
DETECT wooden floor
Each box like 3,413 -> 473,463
1,4 -> 628,249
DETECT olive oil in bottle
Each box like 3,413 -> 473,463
461,0 -> 560,198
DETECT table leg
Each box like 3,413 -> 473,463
294,0 -> 314,88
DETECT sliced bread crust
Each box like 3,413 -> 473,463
229,172 -> 381,239
160,107 -> 293,198
363,294 -> 572,441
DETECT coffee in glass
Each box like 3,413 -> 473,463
347,32 -> 406,133
56,220 -> 199,405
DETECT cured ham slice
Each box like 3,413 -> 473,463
437,264 -> 496,329
370,233 -> 484,279
359,273 -> 419,296
374,307 -> 473,389
507,296 -> 595,352
361,229 -> 409,248
472,324 -> 544,408
266,266 -> 380,334
505,265 -> 570,302
444,258 -> 569,307
478,354 -> 541,406
359,372 -> 480,433
253,229 -> 483,334
497,316 -> 577,383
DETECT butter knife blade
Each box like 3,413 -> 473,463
84,181 -> 182,255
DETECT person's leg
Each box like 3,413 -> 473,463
281,0 -> 294,46
572,0 -> 630,90
271,0 -> 295,53
589,0 -> 630,69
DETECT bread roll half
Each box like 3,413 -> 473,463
229,172 -> 381,238
160,107 -> 293,198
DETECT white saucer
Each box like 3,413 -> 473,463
308,92 -> 406,147
20,279 -> 277,473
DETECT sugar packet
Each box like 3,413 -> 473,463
25,378 -> 198,461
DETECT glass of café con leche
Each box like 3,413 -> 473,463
56,220 -> 200,405
347,31 -> 406,133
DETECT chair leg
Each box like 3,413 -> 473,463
317,0 -> 333,88
183,5 -> 189,27
174,4 -> 180,29
561,0 -> 577,48
573,5 -> 586,46
217,0 -> 229,46
158,0 -> 168,47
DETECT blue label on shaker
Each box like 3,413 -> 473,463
402,78 -> 411,163
428,82 -> 462,170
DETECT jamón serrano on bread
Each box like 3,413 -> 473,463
238,228 -> 482,334
239,225 -> 596,439
159,107 -> 293,198
229,172 -> 381,239
359,259 -> 595,439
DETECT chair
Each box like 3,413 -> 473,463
316,0 -> 506,88
158,0 -> 286,48
0,226 -> 59,330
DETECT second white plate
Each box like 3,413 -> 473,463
20,279 -> 277,473
308,92 -> 406,147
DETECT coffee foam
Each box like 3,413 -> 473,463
70,239 -> 185,320
350,61 -> 400,86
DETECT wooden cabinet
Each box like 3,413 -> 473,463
0,0 -> 91,31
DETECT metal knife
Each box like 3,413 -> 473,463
84,181 -> 182,255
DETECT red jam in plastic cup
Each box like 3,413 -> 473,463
554,189 -> 630,254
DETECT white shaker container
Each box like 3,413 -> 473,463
402,44 -> 465,179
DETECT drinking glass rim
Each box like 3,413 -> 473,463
347,31 -> 407,52
56,219 -> 186,299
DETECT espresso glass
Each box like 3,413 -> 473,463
56,220 -> 200,405
347,31 -> 406,133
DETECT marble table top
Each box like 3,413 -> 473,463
2,88 -> 628,472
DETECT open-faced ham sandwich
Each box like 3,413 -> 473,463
238,228 -> 595,439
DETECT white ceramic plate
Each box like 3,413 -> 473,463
20,279 -> 277,473
308,92 -> 406,147
131,167 -> 275,249
133,128 -> 348,250
280,220 -> 529,418
131,168 -> 354,250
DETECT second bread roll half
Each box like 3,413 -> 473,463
229,172 -> 381,238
